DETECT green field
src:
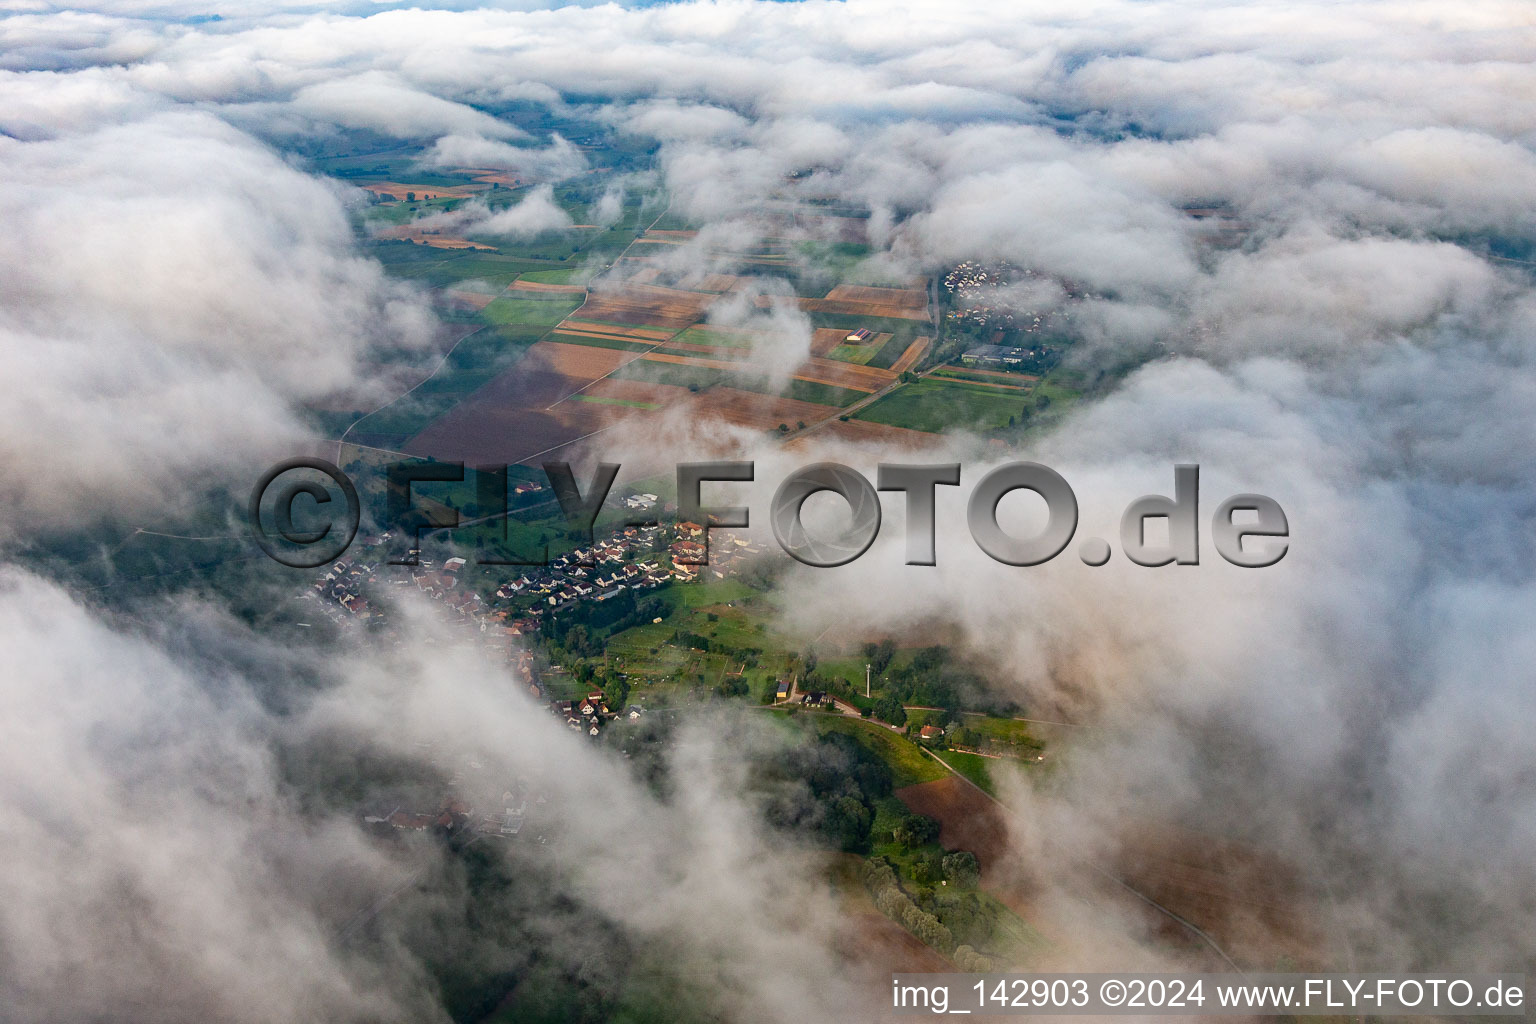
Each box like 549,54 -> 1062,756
375,246 -> 571,290
479,293 -> 583,327
571,394 -> 661,410
855,376 -> 1027,433
600,579 -> 779,702
826,341 -> 879,365
933,750 -> 995,796
932,366 -> 1035,387
545,331 -> 655,353
612,359 -> 726,391
672,326 -> 756,349
805,716 -> 947,788
518,268 -> 584,285
779,379 -> 866,408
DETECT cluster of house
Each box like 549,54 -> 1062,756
771,681 -> 847,712
361,747 -> 531,839
365,791 -> 528,839
943,260 -> 1060,336
310,557 -> 375,621
548,687 -> 643,739
491,520 -> 759,606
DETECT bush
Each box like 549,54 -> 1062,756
942,850 -> 980,888
953,945 -> 993,972
893,813 -> 940,849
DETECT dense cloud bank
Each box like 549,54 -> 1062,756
3,0 -> 1536,1018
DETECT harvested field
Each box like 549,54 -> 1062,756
579,377 -> 692,408
1113,824 -> 1321,966
442,289 -> 496,311
895,775 -> 1013,882
403,342 -> 633,465
792,418 -> 943,449
510,279 -> 586,294
572,285 -> 715,330
816,215 -> 870,245
838,910 -> 953,977
623,265 -> 663,285
641,350 -> 743,372
793,369 -> 878,394
793,356 -> 897,393
455,168 -> 526,187
889,336 -> 932,374
674,325 -> 760,350
795,296 -> 930,320
680,387 -> 838,432
826,283 -> 927,311
558,319 -> 675,341
360,181 -> 484,200
376,225 -> 495,250
644,229 -> 698,240
682,273 -> 741,293
662,339 -> 752,359
810,326 -> 851,356
532,340 -> 639,378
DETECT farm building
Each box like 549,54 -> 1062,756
959,344 -> 1031,368
844,327 -> 874,343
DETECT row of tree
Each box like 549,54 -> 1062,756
863,859 -> 995,967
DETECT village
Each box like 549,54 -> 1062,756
302,502 -> 765,729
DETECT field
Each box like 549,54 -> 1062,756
932,750 -> 996,796
600,581 -> 788,703
888,336 -> 932,374
672,325 -> 756,350
825,331 -> 891,365
479,293 -> 584,327
792,356 -> 896,393
375,245 -> 569,291
516,268 -> 585,286
546,318 -> 676,353
509,278 -> 586,294
570,286 -> 714,330
344,322 -> 547,448
360,181 -> 486,200
1114,825 -> 1320,965
676,387 -> 841,433
375,225 -> 495,250
935,365 -> 1039,384
804,716 -> 948,788
855,376 -> 1029,433
401,340 -> 641,465
894,775 -> 1013,880
791,417 -> 944,449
